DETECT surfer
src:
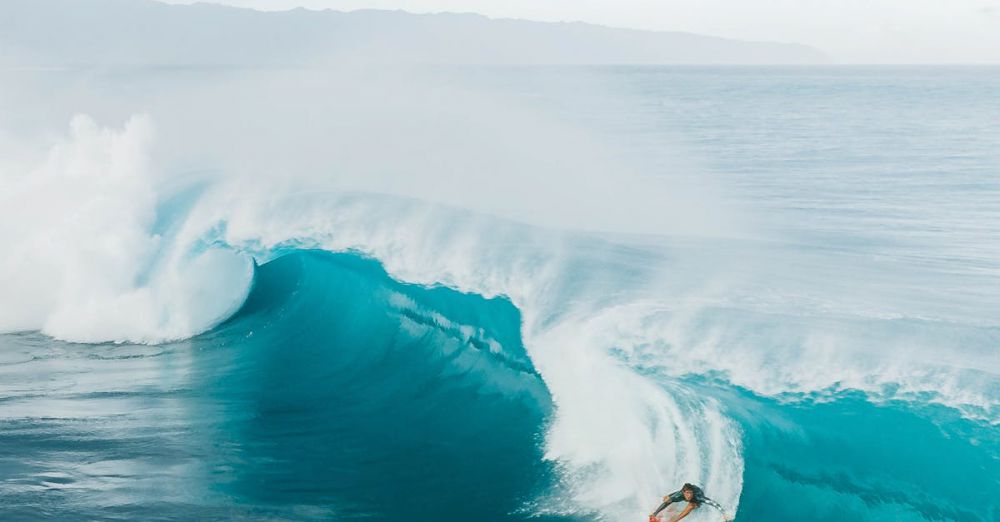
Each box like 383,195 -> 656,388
649,483 -> 733,521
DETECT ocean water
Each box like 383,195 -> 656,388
0,66 -> 998,521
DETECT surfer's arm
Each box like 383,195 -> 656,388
666,503 -> 695,522
652,491 -> 681,517
651,499 -> 672,516
702,497 -> 732,519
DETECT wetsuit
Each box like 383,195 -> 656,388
652,485 -> 725,517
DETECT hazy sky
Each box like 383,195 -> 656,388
159,0 -> 1000,63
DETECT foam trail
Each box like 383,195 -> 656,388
593,301 -> 1000,424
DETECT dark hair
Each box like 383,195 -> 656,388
681,483 -> 702,506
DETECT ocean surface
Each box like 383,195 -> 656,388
0,66 -> 998,521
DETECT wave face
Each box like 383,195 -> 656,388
195,250 -> 560,520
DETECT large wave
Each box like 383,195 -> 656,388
2,73 -> 997,521
0,115 -> 745,519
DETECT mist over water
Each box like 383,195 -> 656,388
1,65 -> 998,521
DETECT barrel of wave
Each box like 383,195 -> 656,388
195,251 -> 564,520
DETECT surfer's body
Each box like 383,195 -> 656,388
650,483 -> 731,521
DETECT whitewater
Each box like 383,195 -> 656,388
1,66 -> 998,521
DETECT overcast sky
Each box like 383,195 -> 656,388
159,0 -> 1000,63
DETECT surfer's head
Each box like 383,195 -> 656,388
681,483 -> 697,502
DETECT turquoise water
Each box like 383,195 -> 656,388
0,67 -> 998,521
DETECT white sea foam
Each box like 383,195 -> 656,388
0,115 -> 251,343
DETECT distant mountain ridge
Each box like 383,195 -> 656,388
0,0 -> 830,66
